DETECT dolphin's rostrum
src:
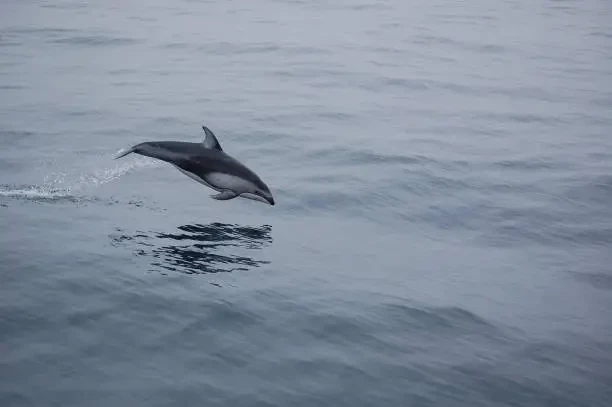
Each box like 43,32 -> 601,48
114,125 -> 275,205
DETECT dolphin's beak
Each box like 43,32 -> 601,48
240,192 -> 275,206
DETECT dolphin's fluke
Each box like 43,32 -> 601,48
114,146 -> 136,159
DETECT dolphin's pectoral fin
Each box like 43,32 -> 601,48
211,190 -> 238,201
201,125 -> 223,151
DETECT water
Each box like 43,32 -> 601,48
1,0 -> 611,405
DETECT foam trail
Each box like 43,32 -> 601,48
1,157 -> 159,204
0,184 -> 77,202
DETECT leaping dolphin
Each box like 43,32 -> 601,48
114,125 -> 275,205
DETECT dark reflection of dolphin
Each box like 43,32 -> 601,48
111,222 -> 272,274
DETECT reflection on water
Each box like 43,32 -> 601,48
111,222 -> 272,274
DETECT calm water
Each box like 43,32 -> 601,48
1,0 -> 611,406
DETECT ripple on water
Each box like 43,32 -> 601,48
440,337 -> 612,407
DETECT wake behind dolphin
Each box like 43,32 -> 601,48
114,125 -> 275,205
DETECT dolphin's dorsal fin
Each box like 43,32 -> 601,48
201,125 -> 223,151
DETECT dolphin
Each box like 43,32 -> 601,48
114,125 -> 275,205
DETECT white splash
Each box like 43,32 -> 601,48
0,184 -> 70,200
1,156 -> 158,203
73,158 -> 157,191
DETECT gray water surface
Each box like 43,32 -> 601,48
1,1 -> 612,406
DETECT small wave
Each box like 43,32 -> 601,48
571,271 -> 612,291
493,157 -> 569,171
159,42 -> 190,50
1,130 -> 34,138
0,84 -> 25,90
590,31 -> 612,39
51,35 -> 139,47
304,146 -> 433,167
5,27 -> 78,35
379,303 -> 496,333
474,111 -> 567,125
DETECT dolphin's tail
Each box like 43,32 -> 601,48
114,146 -> 137,159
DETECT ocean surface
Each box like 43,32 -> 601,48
1,0 -> 611,406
